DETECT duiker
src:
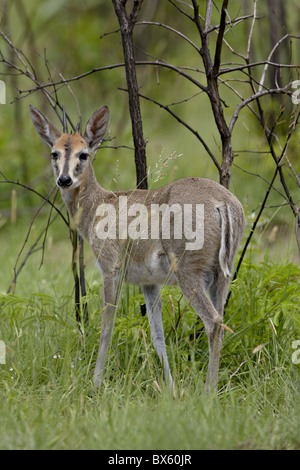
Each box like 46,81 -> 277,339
30,104 -> 245,392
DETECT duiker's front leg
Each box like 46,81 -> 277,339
94,274 -> 121,387
143,285 -> 173,389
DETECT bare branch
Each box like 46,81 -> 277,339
136,21 -> 200,53
229,85 -> 291,133
0,173 -> 69,226
204,0 -> 213,34
246,0 -> 257,60
227,162 -> 281,306
168,0 -> 194,21
213,0 -> 229,76
220,58 -> 300,76
295,209 -> 300,256
258,33 -> 290,92
16,61 -> 207,95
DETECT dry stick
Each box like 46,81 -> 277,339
233,163 -> 288,201
15,60 -> 207,96
145,9 -> 296,264
226,108 -> 300,308
190,0 -> 233,188
224,163 -> 280,310
243,24 -> 299,218
136,21 -> 201,53
228,86 -> 291,133
79,235 -> 88,324
219,58 -> 300,76
5,185 -> 58,287
204,0 -> 213,34
5,213 -> 60,296
213,0 -> 229,76
45,55 -> 80,131
223,8 -> 299,279
218,2 -> 300,307
0,180 -> 64,295
265,110 -> 299,219
295,209 -> 300,256
229,114 -> 300,307
71,229 -> 81,325
0,29 -> 63,126
39,188 -> 60,270
0,174 -> 69,226
250,91 -> 299,220
227,26 -> 300,276
0,177 -> 70,295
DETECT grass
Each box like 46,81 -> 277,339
0,218 -> 300,450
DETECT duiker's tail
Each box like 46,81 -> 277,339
217,204 -> 235,278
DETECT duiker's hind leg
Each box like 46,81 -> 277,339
143,285 -> 173,388
177,272 -> 225,392
206,269 -> 232,389
209,268 -> 231,316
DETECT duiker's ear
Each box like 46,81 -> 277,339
30,105 -> 61,148
84,106 -> 109,153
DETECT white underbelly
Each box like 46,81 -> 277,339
126,251 -> 178,286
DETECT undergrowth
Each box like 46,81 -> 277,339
0,255 -> 299,449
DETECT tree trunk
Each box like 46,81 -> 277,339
112,0 -> 148,189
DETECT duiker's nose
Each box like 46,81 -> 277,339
57,175 -> 73,187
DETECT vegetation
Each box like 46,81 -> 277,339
0,217 -> 300,449
0,0 -> 299,450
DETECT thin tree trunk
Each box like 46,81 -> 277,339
112,0 -> 148,189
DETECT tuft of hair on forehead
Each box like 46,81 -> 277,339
52,133 -> 88,157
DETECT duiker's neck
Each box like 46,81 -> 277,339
61,161 -> 107,237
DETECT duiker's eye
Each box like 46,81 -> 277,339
79,152 -> 89,161
51,152 -> 59,161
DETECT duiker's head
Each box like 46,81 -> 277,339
30,105 -> 109,190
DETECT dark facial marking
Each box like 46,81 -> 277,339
62,137 -> 72,175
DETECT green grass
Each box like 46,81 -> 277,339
0,218 -> 300,450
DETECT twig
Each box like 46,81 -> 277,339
71,229 -> 81,325
79,235 -> 88,324
229,86 -> 291,133
0,173 -> 69,226
213,0 -> 229,76
136,21 -> 201,53
39,188 -> 60,270
295,208 -> 300,257
15,61 -> 208,95
6,212 -> 60,295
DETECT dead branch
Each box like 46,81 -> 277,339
0,173 -> 69,226
6,211 -> 60,296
